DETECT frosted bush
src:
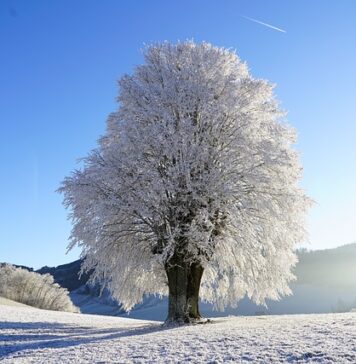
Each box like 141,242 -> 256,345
0,264 -> 79,313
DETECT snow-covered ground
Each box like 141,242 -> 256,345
0,297 -> 31,308
1,305 -> 356,363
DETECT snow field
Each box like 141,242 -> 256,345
1,305 -> 356,363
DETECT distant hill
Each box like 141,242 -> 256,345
295,242 -> 356,288
3,242 -> 356,320
37,260 -> 90,292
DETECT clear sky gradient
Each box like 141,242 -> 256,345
1,0 -> 355,269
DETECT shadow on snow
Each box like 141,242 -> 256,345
0,320 -> 165,358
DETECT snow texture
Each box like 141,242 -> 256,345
1,304 -> 356,363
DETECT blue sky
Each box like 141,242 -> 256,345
1,0 -> 355,269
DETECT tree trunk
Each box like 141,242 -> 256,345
165,253 -> 204,324
187,262 -> 204,319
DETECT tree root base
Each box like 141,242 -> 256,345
163,317 -> 213,327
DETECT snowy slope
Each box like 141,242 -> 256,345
117,282 -> 356,322
0,297 -> 31,308
1,305 -> 356,363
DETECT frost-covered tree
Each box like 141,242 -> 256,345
60,42 -> 310,323
0,264 -> 78,312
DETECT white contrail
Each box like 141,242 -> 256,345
241,15 -> 286,33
